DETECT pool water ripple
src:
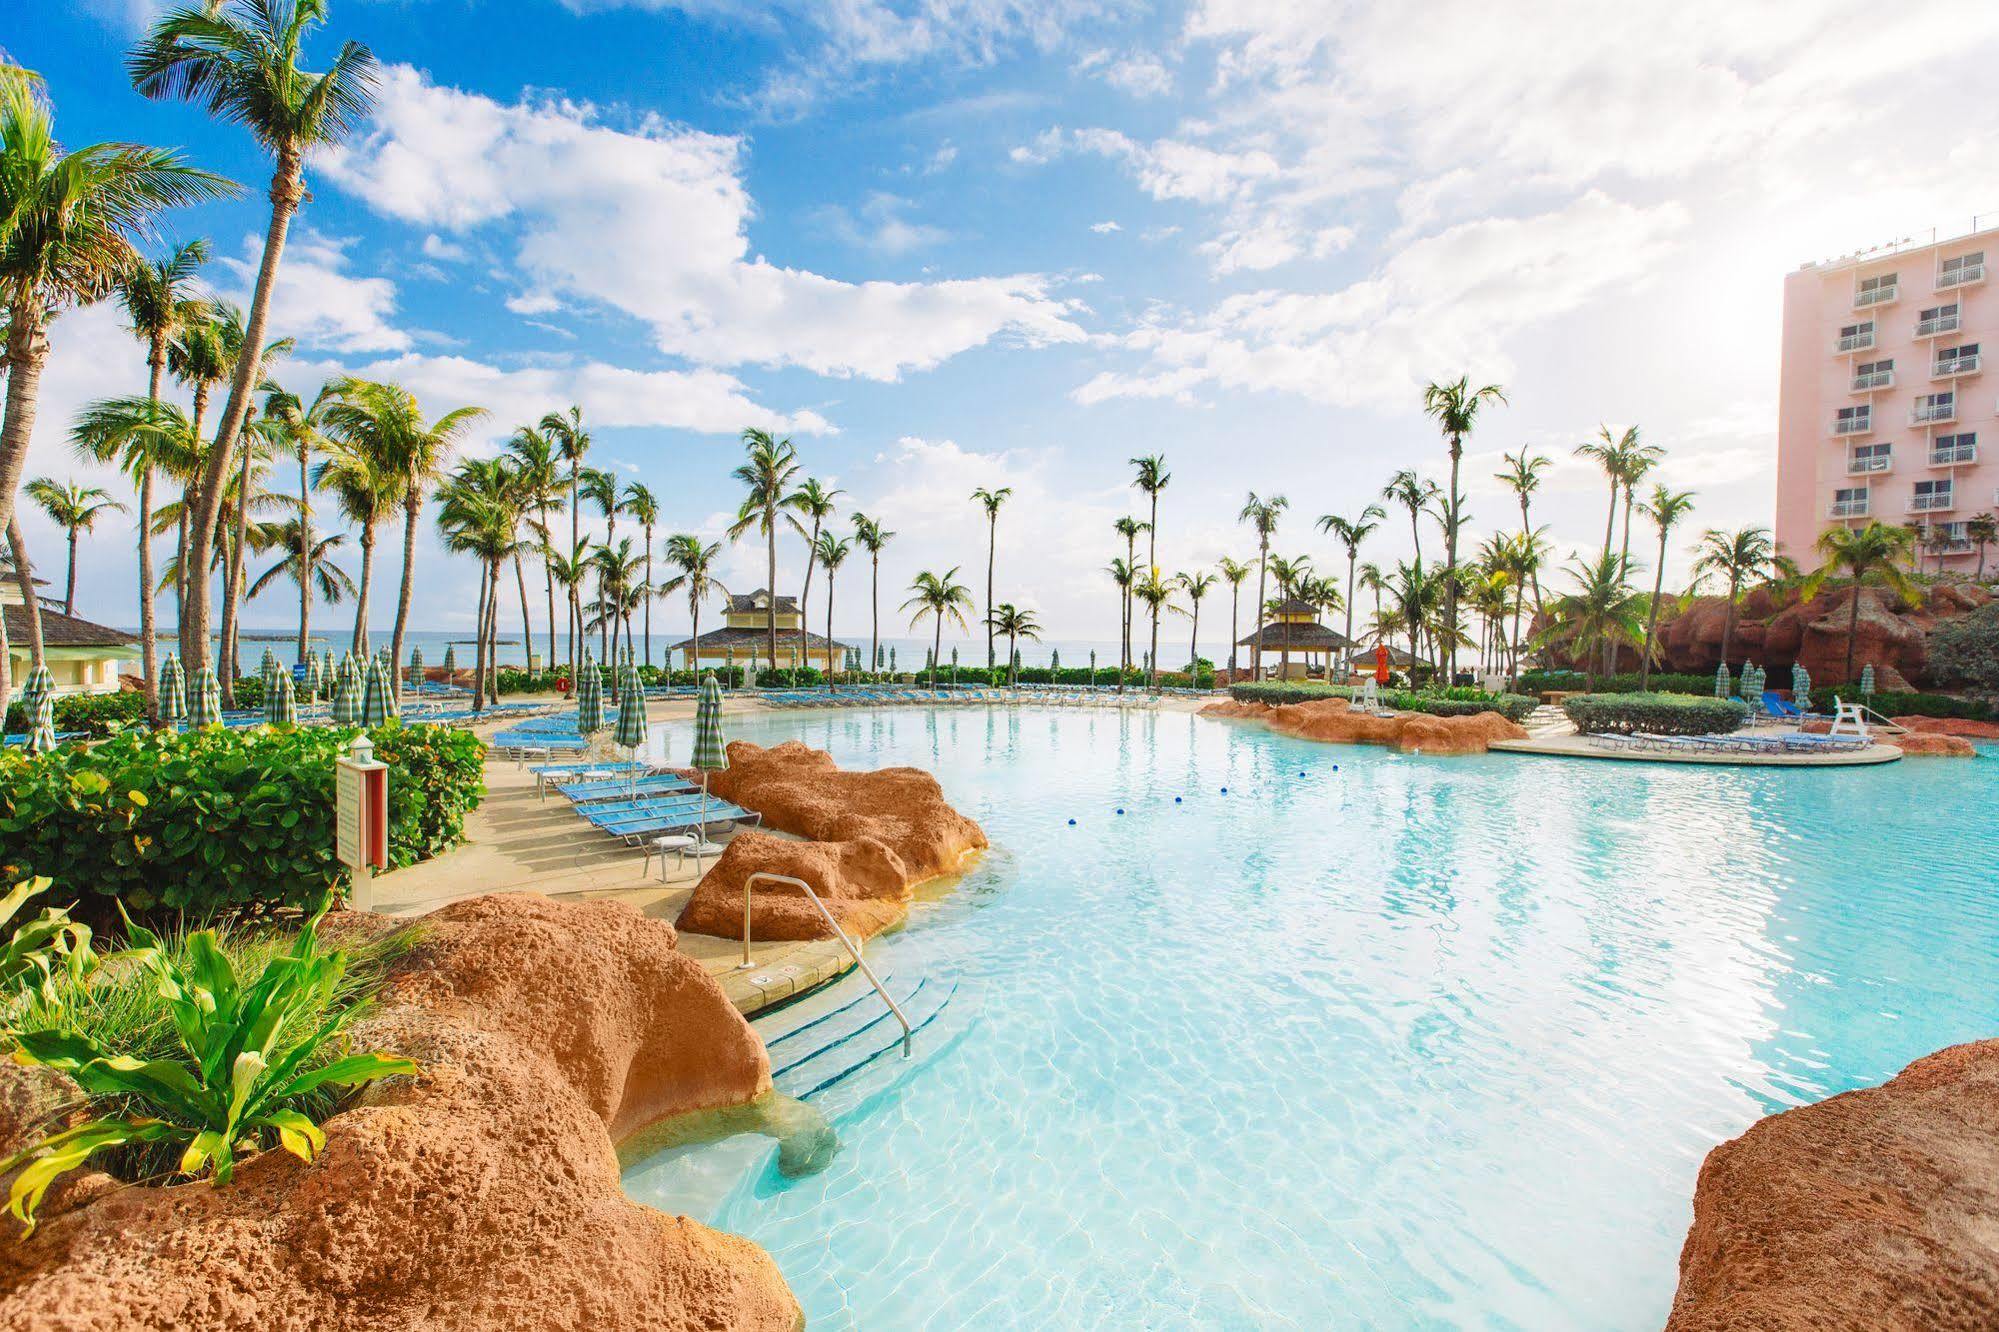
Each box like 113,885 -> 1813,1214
622,709 -> 1999,1330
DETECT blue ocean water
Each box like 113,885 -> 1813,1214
624,708 -> 1999,1330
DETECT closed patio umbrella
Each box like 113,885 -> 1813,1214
1713,662 -> 1729,699
19,661 -> 53,721
576,659 -> 605,734
331,667 -> 362,726
1860,663 -> 1875,698
24,694 -> 56,755
1791,664 -> 1812,713
361,659 -> 394,726
408,645 -> 424,692
441,643 -> 456,679
266,670 -> 297,726
159,653 -> 187,724
303,653 -> 323,703
187,665 -> 222,730
690,672 -> 729,854
260,647 -> 279,690
614,663 -> 648,784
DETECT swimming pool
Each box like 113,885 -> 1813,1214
623,707 -> 1999,1329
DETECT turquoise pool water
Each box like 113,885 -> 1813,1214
623,708 -> 1999,1329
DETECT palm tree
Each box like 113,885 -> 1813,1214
1805,521 -> 1922,683
130,2 -> 375,672
1132,570 -> 1174,689
538,407 -> 592,675
115,236 -> 210,720
310,428 -> 395,655
1130,453 -> 1170,574
1268,553 -> 1311,676
1358,561 -> 1387,633
811,530 -> 852,680
1478,533 -> 1535,683
504,425 -> 561,672
1381,469 -> 1440,570
850,513 -> 894,674
1389,561 -> 1443,673
261,381 -> 337,662
1422,376 -> 1506,680
659,534 -> 724,674
211,304 -> 294,691
728,429 -> 801,672
1216,556 -> 1251,676
577,467 -> 621,661
1173,570 -> 1216,671
1238,493 -> 1286,677
903,568 -> 973,689
1967,512 -> 1999,580
164,311 -> 229,617
971,486 -> 1013,670
1536,552 -> 1647,693
1496,447 -> 1552,622
1105,557 -> 1134,691
1112,515 -> 1145,672
1636,485 -> 1696,690
434,457 -> 523,713
544,538 -> 592,673
23,478 -> 125,616
588,536 -> 646,669
1317,504 -> 1385,654
1690,526 -> 1777,671
621,482 -> 658,666
247,519 -> 353,611
985,603 -> 1041,686
787,477 -> 842,673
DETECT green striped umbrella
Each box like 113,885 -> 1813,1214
576,659 -> 605,734
303,653 -> 323,703
159,654 -> 186,723
613,663 -> 648,755
1713,662 -> 1729,699
361,659 -> 394,726
1791,664 -> 1812,713
265,669 -> 297,726
408,645 -> 423,691
187,665 -> 222,729
19,661 -> 53,719
24,693 -> 56,755
1860,664 -> 1875,698
260,647 -> 279,690
691,673 -> 728,847
330,667 -> 362,726
441,643 -> 456,677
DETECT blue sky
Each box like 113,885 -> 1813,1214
20,1 -> 1999,649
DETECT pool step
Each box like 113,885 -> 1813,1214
752,964 -> 967,1104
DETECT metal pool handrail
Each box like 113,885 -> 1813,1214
739,871 -> 912,1057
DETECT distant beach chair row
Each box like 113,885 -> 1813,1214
753,684 -> 1186,710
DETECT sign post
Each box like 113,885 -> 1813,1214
336,733 -> 389,911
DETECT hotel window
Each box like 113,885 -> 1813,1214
1912,478 -> 1954,511
1831,486 -> 1869,517
1913,391 -> 1955,423
1917,303 -> 1960,336
1851,358 -> 1894,389
1856,272 -> 1898,305
1836,320 -> 1875,351
1931,432 -> 1977,465
1935,342 -> 1981,374
1834,404 -> 1871,433
1940,252 -> 1985,287
1848,442 -> 1891,472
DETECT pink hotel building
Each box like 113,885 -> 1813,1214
1776,223 -> 1994,569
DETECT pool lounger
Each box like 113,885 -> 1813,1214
584,801 -> 759,842
557,774 -> 697,803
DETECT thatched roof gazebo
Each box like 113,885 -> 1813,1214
1239,598 -> 1352,679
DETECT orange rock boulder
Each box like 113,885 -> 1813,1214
1669,1039 -> 1999,1331
1895,716 -> 1999,740
679,831 -> 912,941
0,893 -> 802,1332
1201,697 -> 1527,756
1889,732 -> 1977,757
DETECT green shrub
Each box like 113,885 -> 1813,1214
1865,690 -> 1997,721
3,691 -> 145,739
1562,692 -> 1747,736
1517,669 -> 1728,696
1928,601 -> 1999,691
1228,682 -> 1539,722
0,724 -> 486,920
1,901 -> 415,1233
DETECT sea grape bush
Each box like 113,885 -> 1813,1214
1227,681 -> 1540,722
0,724 -> 485,919
2,692 -> 145,739
1562,692 -> 1748,736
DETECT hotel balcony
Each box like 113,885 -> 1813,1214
1847,452 -> 1892,475
1829,498 -> 1870,518
1854,282 -> 1899,308
1835,329 -> 1877,353
1831,413 -> 1872,436
1928,442 -> 1977,466
1911,396 -> 1956,425
1916,312 -> 1961,338
1851,367 -> 1894,391
1909,491 -> 1956,513
1938,261 -> 1986,290
1932,353 -> 1982,379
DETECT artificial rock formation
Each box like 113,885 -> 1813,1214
1669,1039 -> 1999,1331
1649,582 -> 1992,688
677,740 -> 987,943
0,894 -> 802,1332
1200,697 -> 1527,756
1894,715 -> 1999,740
1887,732 -> 1977,758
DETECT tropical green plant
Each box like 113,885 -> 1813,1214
0,900 -> 415,1233
248,519 -> 354,610
985,602 -> 1041,686
209,304 -> 297,701
1689,526 -> 1778,670
1112,515 -> 1145,673
437,458 -> 526,709
784,476 -> 842,670
1636,485 -> 1696,691
1131,456 -> 1170,632
261,381 -> 338,663
1804,521 -> 1923,683
1562,692 -> 1747,737
1238,493 -> 1286,676
537,407 -> 591,676
310,400 -> 396,655
620,482 -> 658,665
1495,447 -> 1551,622
1132,570 -> 1175,688
1535,551 -> 1648,692
850,513 -> 894,674
971,486 -> 1013,669
659,534 -> 724,674
1317,505 -> 1385,654
130,0 -> 378,672
23,478 -> 126,616
902,568 -> 974,689
1173,570 -> 1216,671
1965,512 -> 1999,580
1381,469 -> 1440,569
0,876 -> 94,1017
1215,556 -> 1252,675
1422,376 -> 1506,679
1226,681 -> 1538,721
503,425 -> 562,672
3,690 -> 146,739
811,530 -> 851,677
1927,600 -> 1999,691
729,429 -> 802,671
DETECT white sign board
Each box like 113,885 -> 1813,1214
335,761 -> 365,870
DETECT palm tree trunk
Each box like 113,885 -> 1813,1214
62,529 -> 77,617
931,613 -> 942,689
1641,527 -> 1670,691
513,552 -> 532,679
1845,585 -> 1861,683
1443,435 -> 1462,681
869,553 -> 880,677
1253,545 -> 1269,677
1601,484 -> 1618,561
985,516 -> 997,669
568,475 -> 580,679
470,561 -> 489,716
0,308 -> 49,591
642,525 -> 653,668
9,519 -> 44,669
1719,579 -> 1738,673
1228,582 -> 1240,677
219,431 -> 255,705
1189,601 -> 1200,670
1149,602 -> 1161,691
825,570 -> 835,682
765,517 -> 778,678
138,455 -> 160,725
689,598 -> 700,679
182,151 -> 303,675
352,525 -> 375,655
389,492 -> 421,706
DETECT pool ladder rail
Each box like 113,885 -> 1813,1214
738,871 -> 913,1058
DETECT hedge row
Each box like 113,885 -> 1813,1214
1517,669 -> 1732,696
0,723 -> 486,921
1562,692 -> 1748,736
1227,682 -> 1540,722
3,691 -> 145,738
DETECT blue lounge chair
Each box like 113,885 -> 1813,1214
558,774 -> 695,804
589,801 -> 758,843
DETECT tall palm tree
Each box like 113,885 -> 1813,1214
1132,570 -> 1174,689
435,457 -> 523,713
1216,556 -> 1251,676
115,237 -> 210,721
247,520 -> 353,611
504,425 -> 561,672
1381,469 -> 1440,570
728,429 -> 801,672
986,603 -> 1041,686
659,534 -> 724,674
538,406 -> 592,675
261,381 -> 337,662
969,485 -> 1013,670
1112,514 -> 1145,672
1805,521 -> 1922,683
786,477 -> 842,673
903,568 -> 973,689
1238,493 -> 1286,677
544,538 -> 592,672
1690,526 -> 1777,671
1317,504 -> 1385,654
588,536 -> 646,670
1636,485 -> 1696,691
577,467 -> 621,662
1478,532 -> 1535,684
1130,453 -> 1170,574
812,530 -> 851,679
1535,552 -> 1647,693
130,1 -> 375,672
1496,447 -> 1552,622
620,482 -> 658,666
1422,376 -> 1506,681
164,310 -> 229,618
211,304 -> 294,693
1173,570 -> 1216,671
1105,557 -> 1134,691
310,429 -> 394,655
1575,426 -> 1658,562
850,512 -> 894,674
23,478 -> 125,616
1967,512 -> 1999,580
